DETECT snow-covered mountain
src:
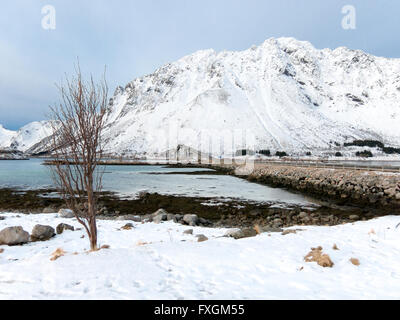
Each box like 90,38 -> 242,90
0,121 -> 55,152
103,37 -> 400,157
0,125 -> 17,149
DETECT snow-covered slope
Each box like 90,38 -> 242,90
1,212 -> 400,299
104,37 -> 400,157
0,121 -> 55,152
0,125 -> 17,150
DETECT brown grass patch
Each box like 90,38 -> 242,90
136,241 -> 150,246
333,244 -> 339,250
254,225 -> 262,235
100,244 -> 110,250
350,258 -> 360,266
304,247 -> 334,268
50,248 -> 66,261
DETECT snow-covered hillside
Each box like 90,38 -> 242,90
0,125 -> 17,150
1,212 -> 400,299
103,37 -> 400,157
0,121 -> 55,152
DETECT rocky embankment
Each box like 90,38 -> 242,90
0,149 -> 28,160
238,164 -> 400,209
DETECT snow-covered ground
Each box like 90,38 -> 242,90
1,212 -> 400,300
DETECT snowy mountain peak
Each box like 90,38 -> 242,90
103,37 -> 400,157
0,121 -> 56,152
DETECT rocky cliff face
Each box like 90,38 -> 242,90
103,37 -> 400,157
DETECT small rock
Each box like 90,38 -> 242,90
249,209 -> 262,217
56,223 -> 75,235
196,234 -> 208,242
349,215 -> 360,221
58,209 -> 74,219
396,193 -> 400,200
174,214 -> 184,223
183,229 -> 193,235
0,248 -> 4,253
273,218 -> 283,227
0,216 -> 5,221
183,214 -> 199,226
43,207 -> 56,214
153,214 -> 167,224
31,225 -> 56,242
225,228 -> 258,240
140,214 -> 153,222
261,226 -> 284,233
152,209 -> 168,217
0,227 -> 30,246
299,212 -> 308,219
350,258 -> 360,266
116,215 -> 141,222
282,230 -> 297,236
167,214 -> 175,221
121,223 -> 134,230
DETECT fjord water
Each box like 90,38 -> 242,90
0,158 -> 312,205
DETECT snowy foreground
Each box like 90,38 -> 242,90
1,213 -> 400,300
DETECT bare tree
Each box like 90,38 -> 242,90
48,64 -> 108,251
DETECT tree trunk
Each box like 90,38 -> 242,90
89,217 -> 98,251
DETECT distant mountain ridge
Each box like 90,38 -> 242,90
6,37 -> 400,157
101,37 -> 400,157
0,121 -> 55,152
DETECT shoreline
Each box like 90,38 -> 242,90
0,186 -> 394,229
1,161 -> 399,229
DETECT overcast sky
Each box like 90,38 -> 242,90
1,0 -> 399,129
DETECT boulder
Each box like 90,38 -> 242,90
0,226 -> 30,245
58,209 -> 74,218
31,225 -> 56,242
183,214 -> 199,226
56,223 -> 75,235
